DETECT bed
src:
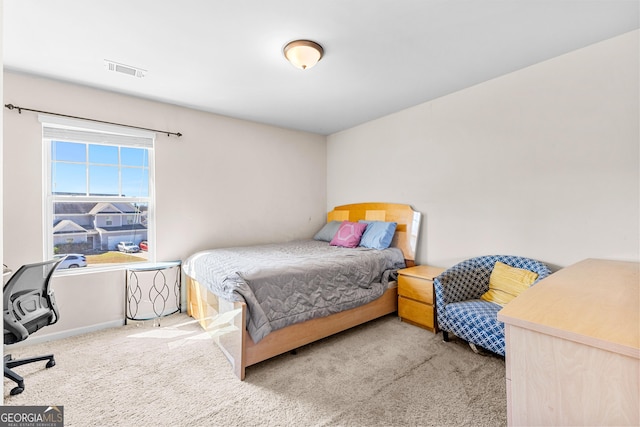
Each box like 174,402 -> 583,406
183,202 -> 421,380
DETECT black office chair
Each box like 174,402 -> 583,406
4,258 -> 63,395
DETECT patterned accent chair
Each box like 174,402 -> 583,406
434,255 -> 551,356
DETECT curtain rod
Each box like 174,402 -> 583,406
4,103 -> 182,137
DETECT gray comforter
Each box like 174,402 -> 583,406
183,240 -> 405,343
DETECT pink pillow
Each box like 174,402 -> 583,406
329,221 -> 368,248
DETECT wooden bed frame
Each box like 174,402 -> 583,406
186,202 -> 421,380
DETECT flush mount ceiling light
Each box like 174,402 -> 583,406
283,40 -> 324,70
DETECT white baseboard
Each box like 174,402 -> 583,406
4,319 -> 125,349
5,307 -> 188,350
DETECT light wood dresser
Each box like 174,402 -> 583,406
498,258 -> 639,426
397,265 -> 445,333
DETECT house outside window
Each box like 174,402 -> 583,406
41,115 -> 155,270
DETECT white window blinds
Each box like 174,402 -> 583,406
39,114 -> 155,148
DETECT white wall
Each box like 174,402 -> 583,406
3,72 -> 326,339
327,30 -> 639,269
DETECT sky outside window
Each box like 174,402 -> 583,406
52,141 -> 148,196
89,165 -> 119,195
89,144 -> 118,165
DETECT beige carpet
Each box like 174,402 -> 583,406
4,313 -> 506,426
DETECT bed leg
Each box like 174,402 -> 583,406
442,331 -> 449,342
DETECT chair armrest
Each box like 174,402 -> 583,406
48,289 -> 60,325
3,312 -> 29,342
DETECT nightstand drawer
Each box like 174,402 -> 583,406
398,296 -> 435,329
398,275 -> 434,305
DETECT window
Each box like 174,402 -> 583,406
41,115 -> 155,270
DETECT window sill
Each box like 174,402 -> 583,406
53,262 -> 155,277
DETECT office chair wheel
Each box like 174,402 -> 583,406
46,359 -> 56,369
10,385 -> 24,395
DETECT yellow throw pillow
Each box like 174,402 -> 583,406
480,261 -> 539,306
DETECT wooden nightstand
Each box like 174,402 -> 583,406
397,265 -> 445,333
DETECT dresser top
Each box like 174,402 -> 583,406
498,258 -> 639,359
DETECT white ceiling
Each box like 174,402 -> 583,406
3,0 -> 639,135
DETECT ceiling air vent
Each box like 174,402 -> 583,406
104,60 -> 146,78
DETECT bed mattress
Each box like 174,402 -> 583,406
183,239 -> 405,342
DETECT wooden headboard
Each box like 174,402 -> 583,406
327,202 -> 421,266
